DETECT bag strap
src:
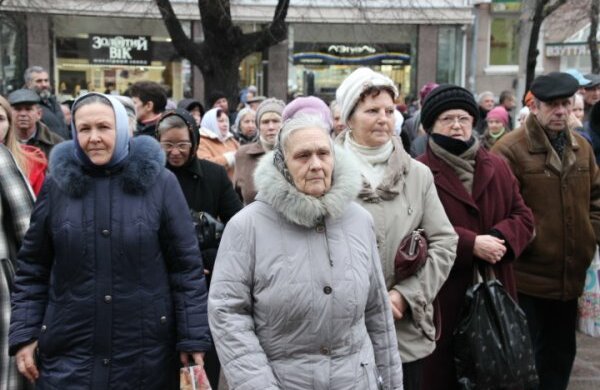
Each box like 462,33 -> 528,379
471,261 -> 496,285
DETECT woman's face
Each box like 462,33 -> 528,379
75,102 -> 116,165
285,127 -> 334,197
0,105 -> 10,142
240,111 -> 257,138
347,92 -> 395,147
217,112 -> 229,136
431,109 -> 474,142
572,97 -> 585,121
259,112 -> 283,145
190,107 -> 202,126
487,118 -> 504,134
159,126 -> 191,168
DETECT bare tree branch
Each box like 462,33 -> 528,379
590,0 -> 599,73
542,0 -> 569,18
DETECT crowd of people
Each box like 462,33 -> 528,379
0,64 -> 598,390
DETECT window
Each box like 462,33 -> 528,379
490,16 -> 519,66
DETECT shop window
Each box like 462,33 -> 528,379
437,26 -> 463,85
490,16 -> 519,66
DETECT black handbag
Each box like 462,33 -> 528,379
190,210 -> 224,274
453,263 -> 538,390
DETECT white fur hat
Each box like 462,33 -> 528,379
335,67 -> 398,125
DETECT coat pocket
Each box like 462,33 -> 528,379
38,303 -> 63,357
355,361 -> 383,389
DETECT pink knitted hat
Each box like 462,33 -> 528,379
486,106 -> 509,128
282,96 -> 333,128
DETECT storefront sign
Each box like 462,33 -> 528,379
89,35 -> 152,66
546,42 -> 592,57
293,42 -> 410,66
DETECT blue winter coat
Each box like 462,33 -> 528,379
9,136 -> 211,389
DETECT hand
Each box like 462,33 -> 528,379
388,289 -> 407,320
16,340 -> 39,383
180,351 -> 205,367
473,235 -> 506,264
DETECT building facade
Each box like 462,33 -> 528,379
0,0 -> 479,103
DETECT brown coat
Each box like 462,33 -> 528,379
197,129 -> 239,181
233,141 -> 265,205
492,114 -> 600,300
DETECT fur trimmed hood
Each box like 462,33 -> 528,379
48,135 -> 166,197
254,145 -> 362,227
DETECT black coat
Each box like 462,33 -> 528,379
169,158 -> 243,272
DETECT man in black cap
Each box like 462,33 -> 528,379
24,66 -> 70,139
583,73 -> 600,121
493,72 -> 600,390
8,88 -> 64,159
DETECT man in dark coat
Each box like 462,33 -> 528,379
24,66 -> 69,139
493,72 -> 600,390
8,88 -> 64,159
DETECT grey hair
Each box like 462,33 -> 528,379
574,93 -> 584,106
277,114 -> 333,158
157,115 -> 187,136
24,66 -> 47,85
72,94 -> 112,115
477,91 -> 495,103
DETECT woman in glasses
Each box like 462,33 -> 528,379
156,109 -> 242,388
416,85 -> 535,389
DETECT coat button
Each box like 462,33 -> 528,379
102,358 -> 111,366
323,286 -> 332,295
320,346 -> 330,355
41,325 -> 47,332
104,295 -> 112,303
101,229 -> 110,237
160,316 -> 167,324
316,224 -> 325,233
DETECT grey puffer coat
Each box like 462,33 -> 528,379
208,146 -> 403,390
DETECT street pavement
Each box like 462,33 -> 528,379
568,332 -> 600,389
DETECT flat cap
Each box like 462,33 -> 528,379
8,89 -> 41,105
584,73 -> 600,89
565,69 -> 590,87
530,72 -> 579,102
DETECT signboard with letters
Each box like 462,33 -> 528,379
89,34 -> 152,66
293,42 -> 410,66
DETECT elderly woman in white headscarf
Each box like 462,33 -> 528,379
198,107 -> 240,180
209,115 -> 403,389
335,67 -> 458,390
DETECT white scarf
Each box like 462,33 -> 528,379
343,131 -> 393,189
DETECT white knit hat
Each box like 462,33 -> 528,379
335,67 -> 398,125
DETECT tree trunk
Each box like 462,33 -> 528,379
203,55 -> 242,109
525,0 -> 546,95
590,0 -> 600,74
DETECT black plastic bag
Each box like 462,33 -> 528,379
453,264 -> 538,390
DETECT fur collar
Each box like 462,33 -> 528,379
254,145 -> 362,227
48,135 -> 166,197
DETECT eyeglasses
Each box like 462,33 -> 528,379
160,142 -> 192,152
436,115 -> 472,127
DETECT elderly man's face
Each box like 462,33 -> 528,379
285,127 -> 334,197
479,95 -> 495,111
532,97 -> 572,132
12,103 -> 41,136
28,71 -> 51,96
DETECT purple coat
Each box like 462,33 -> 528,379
417,145 -> 534,390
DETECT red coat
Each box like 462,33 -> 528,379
417,144 -> 534,390
20,144 -> 47,195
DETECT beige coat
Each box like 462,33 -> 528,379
337,133 -> 458,362
197,128 -> 239,181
